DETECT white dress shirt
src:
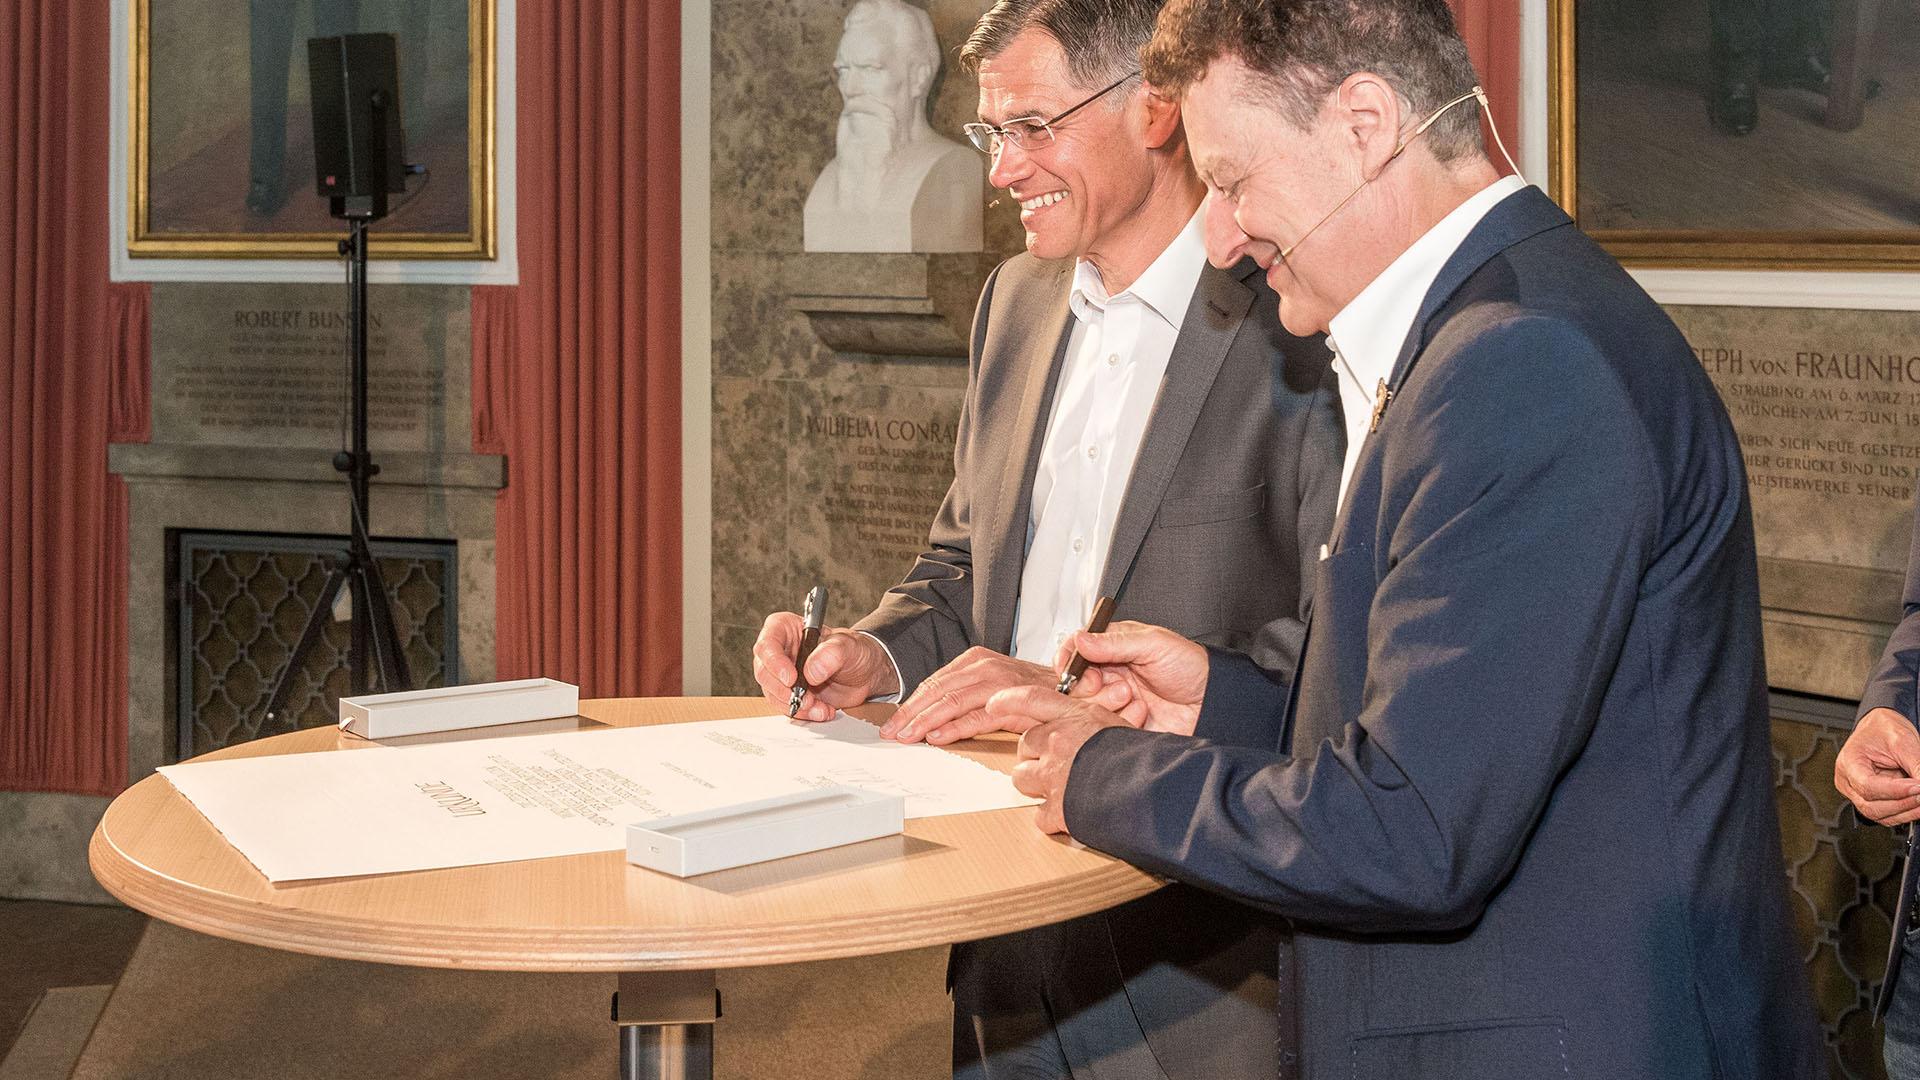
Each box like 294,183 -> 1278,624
1010,209 -> 1210,664
860,209 -> 1209,699
1325,175 -> 1527,513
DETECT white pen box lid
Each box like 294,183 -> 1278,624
338,678 -> 579,739
626,786 -> 905,878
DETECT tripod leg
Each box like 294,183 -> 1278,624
263,564 -> 350,726
353,556 -> 415,694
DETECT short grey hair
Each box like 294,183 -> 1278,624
960,0 -> 1165,89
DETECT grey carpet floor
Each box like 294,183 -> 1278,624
67,922 -> 949,1080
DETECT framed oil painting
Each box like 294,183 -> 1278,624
130,0 -> 494,259
1550,0 -> 1920,269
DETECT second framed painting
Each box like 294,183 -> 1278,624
1551,0 -> 1920,269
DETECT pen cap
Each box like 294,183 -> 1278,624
802,585 -> 830,629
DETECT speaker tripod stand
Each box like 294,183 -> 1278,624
263,215 -> 411,726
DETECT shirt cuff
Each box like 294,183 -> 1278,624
854,630 -> 905,704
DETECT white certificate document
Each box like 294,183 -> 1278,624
158,713 -> 1039,883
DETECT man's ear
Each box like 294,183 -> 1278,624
1335,72 -> 1403,178
1142,85 -> 1182,149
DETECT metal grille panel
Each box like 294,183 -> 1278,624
173,531 -> 458,759
1773,694 -> 1902,1080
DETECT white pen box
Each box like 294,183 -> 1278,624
626,786 -> 905,878
337,678 -> 580,739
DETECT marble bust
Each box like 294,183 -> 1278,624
803,0 -> 983,253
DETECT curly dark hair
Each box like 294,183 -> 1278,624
1141,0 -> 1484,161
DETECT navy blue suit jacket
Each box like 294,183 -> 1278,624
1858,486 -> 1920,1015
1063,188 -> 1824,1079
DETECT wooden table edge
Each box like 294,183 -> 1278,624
89,702 -> 1166,972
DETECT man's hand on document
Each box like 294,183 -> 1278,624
881,648 -> 1054,745
751,611 -> 900,723
995,687 -> 1133,835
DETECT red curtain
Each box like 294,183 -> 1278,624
472,0 -> 683,696
1450,0 -> 1524,168
0,0 -> 144,796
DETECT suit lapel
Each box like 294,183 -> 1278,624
1098,259 -> 1256,600
979,262 -> 1076,652
1386,186 -> 1572,391
1324,186 -> 1573,550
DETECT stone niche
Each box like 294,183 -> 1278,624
1670,305 -> 1920,700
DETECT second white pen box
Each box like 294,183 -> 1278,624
338,678 -> 579,739
625,786 -> 905,877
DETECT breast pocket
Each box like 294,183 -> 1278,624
1153,483 -> 1266,527
1127,485 -> 1269,642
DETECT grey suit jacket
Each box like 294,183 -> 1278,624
857,252 -> 1339,688
855,250 -> 1342,1078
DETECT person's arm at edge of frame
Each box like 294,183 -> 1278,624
1836,488 -> 1920,826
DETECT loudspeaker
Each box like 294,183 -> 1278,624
308,33 -> 408,210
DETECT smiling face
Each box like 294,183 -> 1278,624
975,31 -> 1154,263
1183,55 -> 1363,336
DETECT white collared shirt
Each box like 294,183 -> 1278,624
1010,209 -> 1209,664
1325,175 -> 1527,513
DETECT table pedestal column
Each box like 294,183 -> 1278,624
613,969 -> 720,1080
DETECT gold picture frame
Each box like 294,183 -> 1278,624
1548,0 -> 1919,271
130,0 -> 495,260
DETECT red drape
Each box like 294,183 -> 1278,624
1449,0 -> 1524,167
472,1 -> 683,696
0,0 -> 144,796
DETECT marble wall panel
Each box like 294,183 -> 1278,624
710,624 -> 763,700
712,378 -> 793,636
714,252 -> 982,388
1669,306 -> 1920,574
1666,304 -> 1920,698
785,380 -> 965,630
709,376 -> 965,698
150,282 -> 471,454
713,251 -> 837,383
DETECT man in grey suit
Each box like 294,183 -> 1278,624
750,1 -> 1340,1076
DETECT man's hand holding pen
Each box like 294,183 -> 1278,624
995,621 -> 1212,836
750,611 -> 899,723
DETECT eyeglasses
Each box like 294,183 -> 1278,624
963,71 -> 1141,155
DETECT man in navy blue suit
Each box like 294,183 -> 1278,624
988,1 -> 1824,1077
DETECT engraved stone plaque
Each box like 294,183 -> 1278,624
1669,305 -> 1920,698
787,383 -> 963,618
151,283 -> 471,452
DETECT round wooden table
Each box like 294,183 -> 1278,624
90,697 -> 1162,1080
